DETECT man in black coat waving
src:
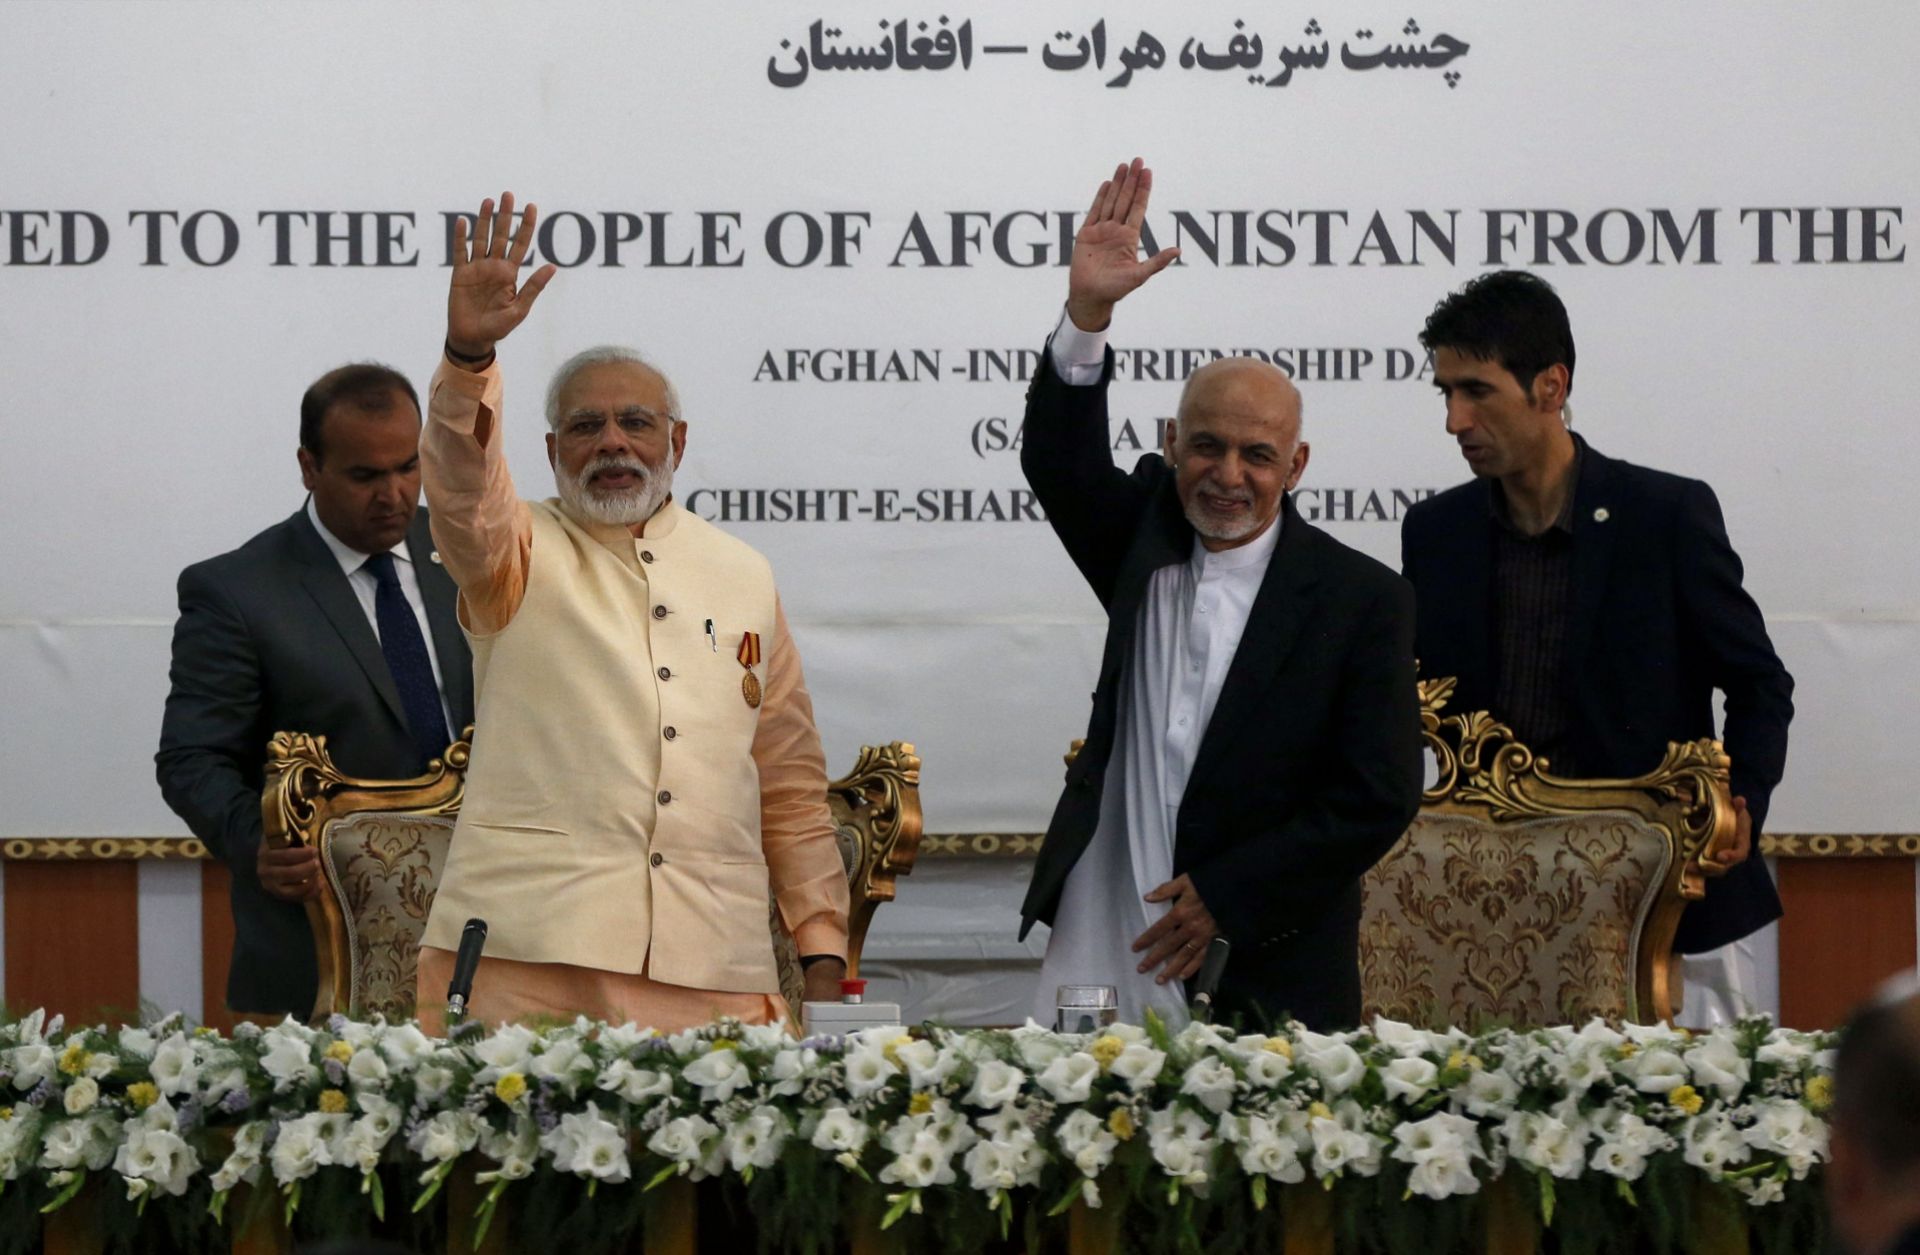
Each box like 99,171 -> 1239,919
1018,160 -> 1424,1031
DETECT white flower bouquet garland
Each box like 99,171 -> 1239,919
0,1008 -> 1833,1254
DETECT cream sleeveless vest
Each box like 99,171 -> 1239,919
422,498 -> 781,993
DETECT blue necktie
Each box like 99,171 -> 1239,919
362,551 -> 450,769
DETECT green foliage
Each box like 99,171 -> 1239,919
1755,1172 -> 1828,1255
0,1178 -> 55,1255
1373,1169 -> 1477,1255
1634,1151 -> 1692,1253
746,1142 -> 848,1255
872,1181 -> 1005,1255
505,1172 -> 646,1254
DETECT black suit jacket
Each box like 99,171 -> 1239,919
1400,436 -> 1793,952
1017,351 -> 1424,1030
156,506 -> 473,1015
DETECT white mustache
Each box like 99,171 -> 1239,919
584,455 -> 650,486
1195,481 -> 1253,507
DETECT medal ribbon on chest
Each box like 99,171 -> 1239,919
737,631 -> 763,709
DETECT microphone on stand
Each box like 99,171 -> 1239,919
445,917 -> 488,1030
1187,937 -> 1232,1024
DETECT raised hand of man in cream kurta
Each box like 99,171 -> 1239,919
446,191 -> 557,362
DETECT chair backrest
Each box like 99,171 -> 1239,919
262,732 -> 922,1025
262,731 -> 469,1023
770,741 -> 924,1019
1358,677 -> 1737,1028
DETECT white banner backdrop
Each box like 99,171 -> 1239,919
2,4 -> 1916,1015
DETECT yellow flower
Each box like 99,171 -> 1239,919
882,1039 -> 904,1067
907,1092 -> 934,1116
1446,1050 -> 1467,1072
1261,1038 -> 1294,1060
1668,1085 -> 1704,1116
194,1026 -> 219,1038
1466,1055 -> 1484,1071
324,1040 -> 354,1064
1089,1035 -> 1125,1069
317,1088 -> 350,1114
1308,1102 -> 1333,1121
58,1042 -> 91,1077
0,1107 -> 13,1121
494,1073 -> 527,1104
709,1038 -> 739,1053
126,1082 -> 159,1111
1107,1109 -> 1136,1141
1806,1075 -> 1834,1113
1616,1042 -> 1639,1059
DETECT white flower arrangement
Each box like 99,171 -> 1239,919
0,1007 -> 1836,1248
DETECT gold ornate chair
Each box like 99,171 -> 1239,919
261,732 -> 922,1024
1358,678 -> 1738,1028
770,742 -> 924,1018
262,731 -> 467,1023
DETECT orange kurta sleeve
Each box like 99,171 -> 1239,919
752,596 -> 851,960
421,359 -> 533,635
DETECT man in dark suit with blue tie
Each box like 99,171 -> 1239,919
157,364 -> 474,1018
1399,271 -> 1793,1019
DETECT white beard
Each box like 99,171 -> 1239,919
555,454 -> 674,527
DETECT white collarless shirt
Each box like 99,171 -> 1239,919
1035,311 -> 1283,1027
305,497 -> 454,731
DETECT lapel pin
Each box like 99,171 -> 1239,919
430,550 -> 444,564
1592,508 -> 1610,523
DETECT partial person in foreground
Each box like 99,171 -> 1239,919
1018,159 -> 1424,1032
414,193 -> 849,1035
1398,271 -> 1793,1024
158,364 -> 472,1018
1826,975 -> 1920,1255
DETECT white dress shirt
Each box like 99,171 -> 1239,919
305,497 -> 454,732
1034,309 -> 1283,1028
1048,306 -> 1110,387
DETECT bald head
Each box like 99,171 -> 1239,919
1165,358 -> 1310,550
1177,357 -> 1303,439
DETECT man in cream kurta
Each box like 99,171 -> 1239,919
413,192 -> 850,1034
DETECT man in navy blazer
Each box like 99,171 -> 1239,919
1399,271 -> 1793,1017
157,365 -> 474,1018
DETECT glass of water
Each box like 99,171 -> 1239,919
1054,984 -> 1119,1034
